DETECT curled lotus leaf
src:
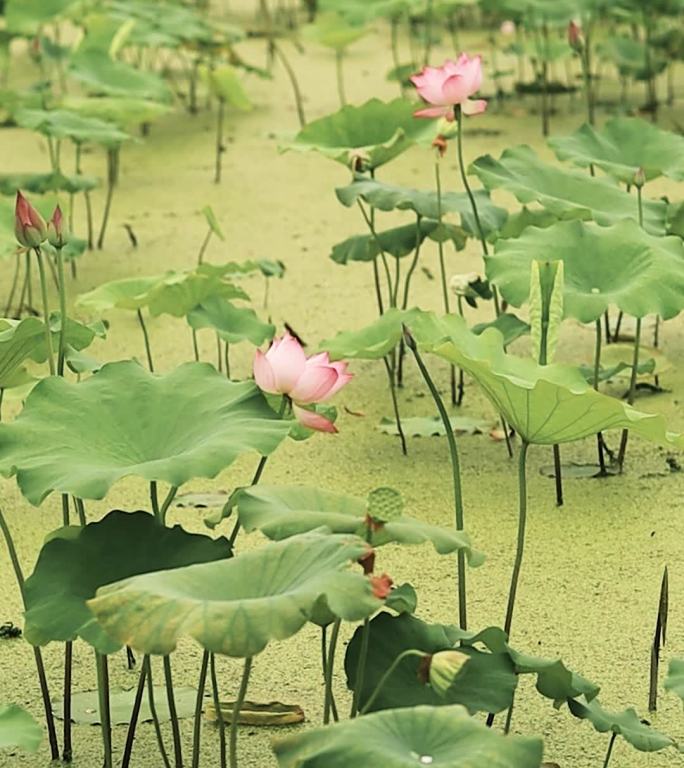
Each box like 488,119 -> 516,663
87,531 -> 382,657
487,219 -> 684,322
273,704 -> 544,768
0,361 -> 291,505
186,296 -> 274,346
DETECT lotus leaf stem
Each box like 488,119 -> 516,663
323,619 -> 342,724
617,317 -> 642,471
191,652 -> 210,768
34,247 -> 55,375
210,654 -> 227,768
229,657 -> 253,768
163,655 -> 184,767
136,309 -> 155,372
145,657 -> 173,768
504,440 -> 529,637
96,653 -> 113,768
121,657 -> 148,768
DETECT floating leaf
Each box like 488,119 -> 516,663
281,98 -> 438,171
235,484 -> 482,559
274,704 -> 543,767
487,219 -> 684,322
187,296 -> 274,346
0,361 -> 290,505
470,145 -> 667,235
0,704 -> 41,752
378,415 -> 491,437
548,117 -> 684,183
88,531 -> 381,657
24,511 -> 231,654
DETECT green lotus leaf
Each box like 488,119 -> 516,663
318,0 -> 421,23
598,36 -> 667,79
0,361 -> 291,505
665,658 -> 684,707
320,307 -> 412,360
335,175 -> 508,238
25,314 -> 107,364
234,484 -> 483,560
0,704 -> 41,752
567,698 -> 677,752
14,108 -> 131,147
487,219 -> 684,322
77,275 -> 162,313
281,98 -> 437,171
201,205 -> 225,240
331,220 -> 465,265
87,531 -> 382,657
495,0 -> 578,24
147,271 -> 249,318
471,312 -> 531,346
69,50 -> 172,103
494,206 -> 558,241
412,313 -> 684,447
304,12 -> 367,51
187,296 -> 274,346
548,118 -> 684,183
61,96 -> 172,128
0,317 -> 50,388
204,66 -> 251,111
345,612 -> 596,716
5,0 -> 77,34
470,145 -> 667,235
0,171 -> 99,195
274,704 -> 543,768
24,510 -> 232,654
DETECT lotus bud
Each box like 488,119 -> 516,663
47,205 -> 68,248
432,134 -> 448,158
500,20 -> 516,36
568,21 -> 583,52
370,573 -> 393,600
426,650 -> 469,697
358,547 -> 376,575
634,166 -> 646,188
450,271 -> 481,297
14,191 -> 47,249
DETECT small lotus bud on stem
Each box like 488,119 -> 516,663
423,650 -> 470,696
432,135 -> 448,158
634,167 -> 646,188
568,21 -> 584,52
47,205 -> 68,249
14,191 -> 47,249
358,547 -> 376,575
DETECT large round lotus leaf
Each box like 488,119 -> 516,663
69,50 -> 172,103
598,36 -> 667,79
24,510 -> 232,655
0,704 -> 41,752
0,317 -> 49,388
407,311 -> 684,448
0,361 -> 291,505
487,219 -> 684,322
548,118 -> 684,183
146,271 -> 249,318
0,171 -> 99,195
186,296 -> 274,346
281,98 -> 437,171
77,275 -> 163,313
235,485 -> 483,562
272,704 -> 543,768
335,176 -> 508,239
61,96 -> 172,127
470,145 -> 667,236
14,108 -> 131,147
87,531 -> 382,657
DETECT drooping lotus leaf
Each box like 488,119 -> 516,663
29,314 -> 107,364
331,220 -> 466,264
204,66 -> 252,111
281,98 -> 438,171
345,612 -> 596,715
487,219 -> 684,322
665,659 -> 684,707
234,485 -> 483,561
69,50 -> 172,103
0,361 -> 291,505
567,698 -> 677,752
548,118 -> 684,183
0,704 -> 41,752
61,96 -> 172,128
470,145 -> 667,235
335,175 -> 508,238
471,312 -> 531,346
87,531 -> 382,657
273,704 -> 543,768
146,271 -> 249,318
0,171 -> 99,195
77,275 -> 162,313
187,296 -> 274,346
320,307 -> 411,360
410,312 -> 684,448
24,510 -> 232,654
14,108 -> 131,147
494,206 -> 558,241
0,317 -> 50,388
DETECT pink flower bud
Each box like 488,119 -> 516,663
634,167 -> 646,188
568,21 -> 583,52
370,573 -> 393,600
14,191 -> 47,249
47,204 -> 68,248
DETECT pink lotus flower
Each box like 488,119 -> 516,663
14,191 -> 47,249
253,332 -> 352,433
411,54 -> 487,120
370,573 -> 393,600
